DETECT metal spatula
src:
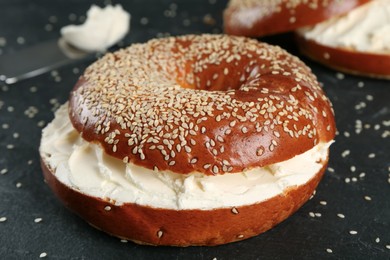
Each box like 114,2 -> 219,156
0,38 -> 92,84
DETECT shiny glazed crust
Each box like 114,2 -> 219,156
41,156 -> 328,246
295,33 -> 390,79
223,0 -> 371,37
69,34 -> 336,175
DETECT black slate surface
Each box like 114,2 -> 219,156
0,0 -> 389,259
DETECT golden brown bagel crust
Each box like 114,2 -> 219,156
41,156 -> 328,246
224,0 -> 371,37
296,33 -> 390,79
69,34 -> 336,175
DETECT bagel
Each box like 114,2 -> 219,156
296,0 -> 390,79
40,34 -> 336,246
224,0 -> 371,37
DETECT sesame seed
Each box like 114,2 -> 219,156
336,72 -> 345,80
337,213 -> 345,219
326,248 -> 333,253
231,207 -> 239,214
39,252 -> 47,258
237,234 -> 244,239
34,218 -> 43,223
0,217 -> 7,222
341,150 -> 350,157
104,206 -> 112,211
157,230 -> 163,238
349,230 -> 358,235
364,196 -> 372,201
190,157 -> 198,164
323,52 -> 330,59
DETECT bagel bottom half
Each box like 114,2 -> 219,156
296,33 -> 390,79
41,159 -> 327,246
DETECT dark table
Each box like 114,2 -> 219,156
0,0 -> 389,259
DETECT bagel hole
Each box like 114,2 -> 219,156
176,61 -> 262,92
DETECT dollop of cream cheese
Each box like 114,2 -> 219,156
61,5 -> 130,52
300,0 -> 390,53
40,104 -> 332,210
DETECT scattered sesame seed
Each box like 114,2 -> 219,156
16,182 -> 22,188
375,237 -> 380,243
386,245 -> 390,250
326,248 -> 333,253
336,72 -> 345,80
104,206 -> 112,211
337,213 -> 345,219
0,217 -> 7,222
34,218 -> 43,223
368,153 -> 375,159
157,230 -> 163,238
16,36 -> 25,44
364,196 -> 372,201
341,150 -> 350,157
140,17 -> 149,25
320,201 -> 327,205
349,230 -> 358,235
231,207 -> 239,214
0,168 -> 8,175
39,252 -> 47,258
120,239 -> 128,243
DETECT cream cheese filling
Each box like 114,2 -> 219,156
40,103 -> 332,210
300,0 -> 390,53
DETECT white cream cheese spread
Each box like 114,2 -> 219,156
40,104 -> 332,210
61,5 -> 130,52
300,0 -> 390,53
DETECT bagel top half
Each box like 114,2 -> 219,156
67,34 -> 336,176
224,0 -> 371,37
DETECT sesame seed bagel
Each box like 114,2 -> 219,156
224,0 -> 371,37
41,34 -> 336,246
69,34 -> 335,176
